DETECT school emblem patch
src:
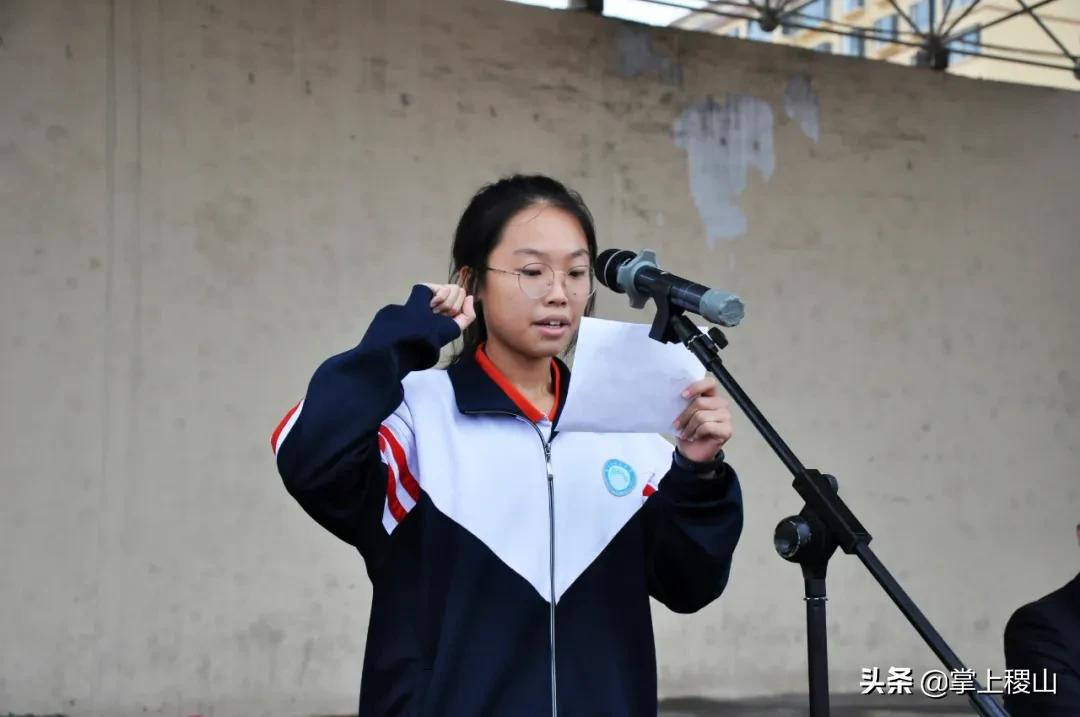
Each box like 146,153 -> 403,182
602,459 -> 637,497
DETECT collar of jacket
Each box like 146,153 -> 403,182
446,344 -> 571,427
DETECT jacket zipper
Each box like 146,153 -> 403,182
542,436 -> 557,717
463,409 -> 559,716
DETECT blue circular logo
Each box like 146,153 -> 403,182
603,459 -> 637,497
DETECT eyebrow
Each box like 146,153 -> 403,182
512,248 -> 590,259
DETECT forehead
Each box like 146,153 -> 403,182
494,204 -> 589,261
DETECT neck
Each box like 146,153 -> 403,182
482,338 -> 553,399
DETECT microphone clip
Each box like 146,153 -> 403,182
613,249 -> 682,344
615,249 -> 660,313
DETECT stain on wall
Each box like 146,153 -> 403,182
673,94 -> 776,244
783,74 -> 820,143
614,23 -> 681,86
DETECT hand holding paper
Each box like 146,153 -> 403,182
671,373 -> 734,463
557,317 -> 715,436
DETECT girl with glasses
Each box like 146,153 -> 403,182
272,174 -> 743,716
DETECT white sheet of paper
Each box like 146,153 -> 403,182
557,316 -> 708,435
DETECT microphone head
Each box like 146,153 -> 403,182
700,289 -> 745,327
595,248 -> 636,292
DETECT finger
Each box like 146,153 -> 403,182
673,395 -> 723,430
682,375 -> 719,399
673,399 -> 700,431
430,285 -> 451,307
676,396 -> 730,429
447,286 -> 466,315
688,418 -> 734,444
682,416 -> 729,443
679,409 -> 708,439
435,287 -> 461,315
679,408 -> 731,439
454,295 -> 476,331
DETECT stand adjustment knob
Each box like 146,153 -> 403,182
774,516 -> 812,560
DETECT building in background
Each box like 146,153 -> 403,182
671,0 -> 1080,91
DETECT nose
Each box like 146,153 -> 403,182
543,271 -> 570,304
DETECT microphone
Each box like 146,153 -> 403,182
595,248 -> 745,327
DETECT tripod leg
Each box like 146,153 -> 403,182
806,576 -> 830,717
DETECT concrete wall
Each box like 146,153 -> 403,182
1,1 -> 1078,715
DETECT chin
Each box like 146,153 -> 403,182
520,336 -> 571,360
528,344 -> 565,359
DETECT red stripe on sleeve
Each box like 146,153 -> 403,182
379,425 -> 420,502
385,465 -> 407,522
270,402 -> 301,453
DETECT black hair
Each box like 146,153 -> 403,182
446,174 -> 598,365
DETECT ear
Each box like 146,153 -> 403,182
1075,523 -> 1080,546
461,266 -> 483,302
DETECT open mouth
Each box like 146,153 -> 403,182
534,320 -> 570,337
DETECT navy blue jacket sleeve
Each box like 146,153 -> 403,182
272,284 -> 460,549
641,460 -> 744,613
1004,602 -> 1080,716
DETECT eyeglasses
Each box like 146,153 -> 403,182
484,262 -> 596,300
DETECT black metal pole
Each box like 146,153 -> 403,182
806,575 -> 831,717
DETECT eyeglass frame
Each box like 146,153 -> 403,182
482,262 -> 597,300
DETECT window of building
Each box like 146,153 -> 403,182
843,31 -> 866,57
873,14 -> 898,50
843,0 -> 865,12
804,0 -> 830,24
910,0 -> 930,32
727,26 -> 741,38
951,25 -> 981,62
783,0 -> 831,34
814,42 -> 833,53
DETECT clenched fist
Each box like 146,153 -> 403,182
421,282 -> 477,332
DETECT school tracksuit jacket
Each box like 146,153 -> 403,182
271,284 -> 744,717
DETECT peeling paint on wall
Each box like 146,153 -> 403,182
673,95 -> 775,244
614,24 -> 681,86
784,74 -> 820,143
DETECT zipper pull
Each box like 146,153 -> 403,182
543,442 -> 554,482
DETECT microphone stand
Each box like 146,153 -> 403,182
639,280 -> 1008,717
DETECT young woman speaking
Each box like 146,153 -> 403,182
271,174 -> 743,716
